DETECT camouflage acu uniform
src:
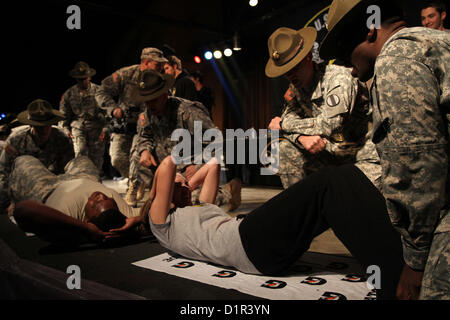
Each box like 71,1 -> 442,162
95,64 -> 145,178
60,82 -> 107,170
0,126 -> 75,211
136,96 -> 232,206
279,63 -> 381,189
370,27 -> 449,299
9,155 -> 99,204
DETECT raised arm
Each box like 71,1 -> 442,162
148,156 -> 176,224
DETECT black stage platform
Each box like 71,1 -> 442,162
0,214 -> 258,300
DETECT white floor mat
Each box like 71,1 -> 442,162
133,252 -> 376,300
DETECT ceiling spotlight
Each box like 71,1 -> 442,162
224,48 -> 233,57
204,51 -> 213,60
213,50 -> 223,59
233,34 -> 242,51
249,0 -> 258,7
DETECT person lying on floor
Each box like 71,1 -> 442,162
10,155 -> 148,245
146,155 -> 405,300
11,154 -> 221,246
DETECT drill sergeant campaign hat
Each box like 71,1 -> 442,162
265,27 -> 317,78
69,61 -> 96,79
141,47 -> 169,63
319,0 -> 404,62
130,69 -> 175,103
17,99 -> 65,126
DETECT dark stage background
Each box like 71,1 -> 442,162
2,0 -> 430,129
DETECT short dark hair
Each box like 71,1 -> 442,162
89,209 -> 126,232
421,1 -> 447,14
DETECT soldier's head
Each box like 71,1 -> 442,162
320,0 -> 405,82
131,69 -> 175,116
140,47 -> 168,73
17,99 -> 65,143
163,55 -> 182,79
69,62 -> 96,90
421,1 -> 447,30
265,27 -> 317,91
84,191 -> 126,232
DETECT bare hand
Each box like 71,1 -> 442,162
298,135 -> 327,154
85,222 -> 109,242
396,264 -> 423,300
99,131 -> 107,142
109,216 -> 142,235
113,107 -> 124,119
140,150 -> 158,168
183,165 -> 197,181
268,117 -> 282,130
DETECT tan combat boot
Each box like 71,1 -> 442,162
125,182 -> 138,207
136,182 -> 147,202
226,178 -> 242,212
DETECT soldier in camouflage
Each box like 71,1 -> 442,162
320,0 -> 449,300
95,47 -> 168,205
131,69 -> 241,211
0,99 -> 74,213
266,27 -> 380,189
60,62 -> 108,170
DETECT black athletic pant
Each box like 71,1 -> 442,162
239,164 -> 404,300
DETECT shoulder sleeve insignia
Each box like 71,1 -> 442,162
284,89 -> 296,102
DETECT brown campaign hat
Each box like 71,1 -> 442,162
17,99 -> 65,126
319,0 -> 403,61
130,69 -> 175,103
265,27 -> 317,78
69,61 -> 96,79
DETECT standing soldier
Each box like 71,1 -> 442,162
0,99 -> 75,213
266,27 -> 380,189
320,0 -> 449,300
60,61 -> 107,170
132,69 -> 241,212
95,47 -> 168,204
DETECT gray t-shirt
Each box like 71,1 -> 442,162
45,178 -> 140,221
150,203 -> 261,275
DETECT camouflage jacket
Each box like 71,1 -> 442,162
59,82 -> 107,133
280,63 -> 374,156
0,126 -> 74,210
95,64 -> 145,131
371,27 -> 450,270
136,96 -> 217,165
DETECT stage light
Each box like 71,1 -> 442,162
249,0 -> 258,7
233,34 -> 242,51
204,51 -> 213,60
224,48 -> 233,57
0,113 -> 5,119
213,50 -> 223,59
194,56 -> 202,64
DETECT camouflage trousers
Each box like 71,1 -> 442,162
72,124 -> 106,170
109,133 -> 133,178
279,139 -> 381,190
420,212 -> 450,300
9,155 -> 100,204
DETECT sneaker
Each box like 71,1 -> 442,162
226,178 -> 242,212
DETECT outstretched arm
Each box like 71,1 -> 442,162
13,200 -> 107,244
